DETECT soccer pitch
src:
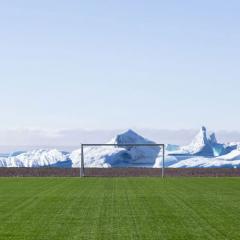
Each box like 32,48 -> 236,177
0,178 -> 240,240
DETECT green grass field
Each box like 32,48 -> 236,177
0,177 -> 240,240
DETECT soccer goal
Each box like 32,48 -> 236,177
80,144 -> 165,177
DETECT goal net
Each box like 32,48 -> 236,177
80,144 -> 165,177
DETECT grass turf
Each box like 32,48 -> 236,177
0,177 -> 240,240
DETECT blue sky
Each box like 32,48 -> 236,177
0,0 -> 240,131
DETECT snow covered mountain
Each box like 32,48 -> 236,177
170,156 -> 240,168
0,127 -> 240,168
0,149 -> 71,168
217,147 -> 240,160
180,126 -> 225,156
164,127 -> 240,168
71,129 -> 162,168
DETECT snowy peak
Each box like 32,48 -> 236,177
1,127 -> 240,169
193,126 -> 215,146
71,130 -> 161,168
109,129 -> 154,145
182,126 -> 220,156
210,133 -> 217,144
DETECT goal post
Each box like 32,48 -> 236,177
80,143 -> 165,178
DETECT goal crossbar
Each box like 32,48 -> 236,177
80,143 -> 165,178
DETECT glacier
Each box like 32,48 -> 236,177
0,149 -> 71,168
180,126 -> 227,157
0,127 -> 240,168
71,130 -> 162,168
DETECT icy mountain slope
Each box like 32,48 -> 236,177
0,149 -> 70,167
170,156 -> 240,168
109,129 -> 154,145
0,127 -> 240,168
71,130 -> 162,168
180,126 -> 225,156
70,146 -> 125,168
216,147 -> 240,160
153,155 -> 179,168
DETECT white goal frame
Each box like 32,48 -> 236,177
80,143 -> 165,178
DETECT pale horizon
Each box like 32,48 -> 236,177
0,127 -> 240,153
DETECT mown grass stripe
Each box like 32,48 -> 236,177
0,177 -> 240,240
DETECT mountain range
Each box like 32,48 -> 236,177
0,127 -> 239,168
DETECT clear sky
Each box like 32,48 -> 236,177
0,0 -> 240,131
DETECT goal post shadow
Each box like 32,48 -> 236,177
80,144 -> 165,178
